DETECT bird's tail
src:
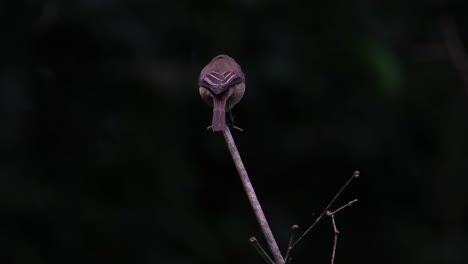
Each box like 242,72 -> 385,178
212,98 -> 226,131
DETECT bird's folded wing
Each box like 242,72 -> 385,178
199,71 -> 243,95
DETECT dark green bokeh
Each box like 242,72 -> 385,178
1,0 -> 468,263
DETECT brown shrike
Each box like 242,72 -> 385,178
199,54 -> 245,131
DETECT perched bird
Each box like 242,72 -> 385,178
198,54 -> 245,131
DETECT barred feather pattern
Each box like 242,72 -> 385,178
199,71 -> 243,95
198,55 -> 245,131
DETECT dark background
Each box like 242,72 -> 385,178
1,0 -> 468,263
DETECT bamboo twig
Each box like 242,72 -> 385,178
222,126 -> 285,264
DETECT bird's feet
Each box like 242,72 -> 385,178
206,124 -> 243,132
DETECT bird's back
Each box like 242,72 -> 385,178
199,55 -> 245,95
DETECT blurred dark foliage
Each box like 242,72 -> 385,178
1,0 -> 468,263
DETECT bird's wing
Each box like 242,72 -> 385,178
199,71 -> 243,95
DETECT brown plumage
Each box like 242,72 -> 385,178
199,55 -> 245,131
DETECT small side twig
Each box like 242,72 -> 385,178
290,171 -> 360,250
284,225 -> 299,263
222,126 -> 285,264
250,237 -> 275,264
326,199 -> 358,264
327,213 -> 339,264
329,199 -> 359,215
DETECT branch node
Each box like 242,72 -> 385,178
353,170 -> 360,178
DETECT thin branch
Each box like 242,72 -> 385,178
284,225 -> 299,263
328,199 -> 358,215
290,170 -> 359,249
325,199 -> 358,264
250,237 -> 275,264
222,126 -> 285,264
328,214 -> 339,264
